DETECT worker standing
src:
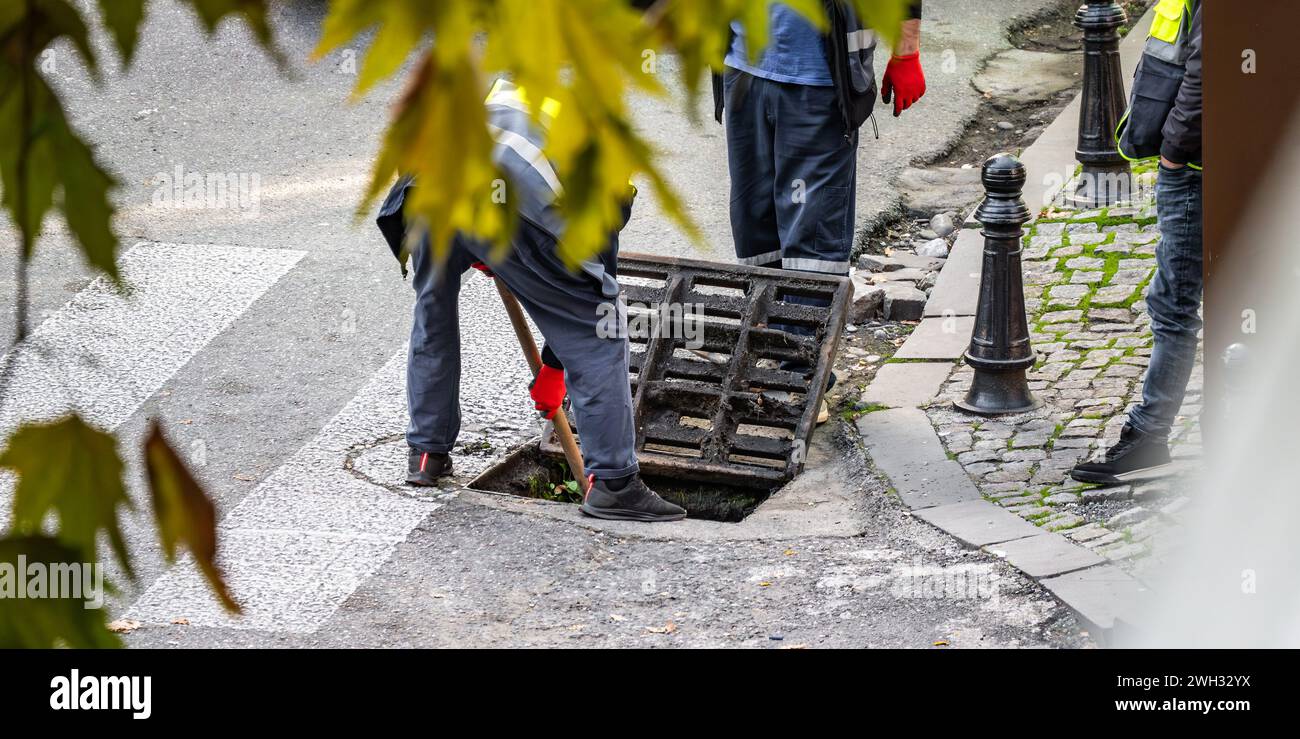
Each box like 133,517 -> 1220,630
717,0 -> 926,421
378,79 -> 686,522
1072,0 -> 1202,485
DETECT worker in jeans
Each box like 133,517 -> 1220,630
1072,1 -> 1202,485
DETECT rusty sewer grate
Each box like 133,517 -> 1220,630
540,252 -> 851,487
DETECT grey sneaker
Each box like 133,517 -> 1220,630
580,475 -> 687,522
407,449 -> 452,486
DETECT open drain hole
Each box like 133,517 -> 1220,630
469,442 -> 776,523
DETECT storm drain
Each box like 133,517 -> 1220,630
469,443 -> 772,522
540,252 -> 851,487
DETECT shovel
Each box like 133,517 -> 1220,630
490,276 -> 590,494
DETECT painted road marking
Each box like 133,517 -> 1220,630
127,272 -> 540,633
126,349 -> 436,632
0,242 -> 305,528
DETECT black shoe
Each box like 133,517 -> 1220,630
1069,424 -> 1172,485
407,449 -> 453,486
579,475 -> 687,522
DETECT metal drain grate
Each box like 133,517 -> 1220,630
541,252 -> 851,486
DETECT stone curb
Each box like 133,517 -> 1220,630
856,5 -> 1157,644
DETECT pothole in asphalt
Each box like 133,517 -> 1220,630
468,442 -> 776,523
348,433 -> 529,497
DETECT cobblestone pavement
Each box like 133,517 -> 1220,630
923,164 -> 1202,584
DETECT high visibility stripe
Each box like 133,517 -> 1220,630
488,124 -> 564,197
846,29 -> 876,53
1113,109 -> 1151,163
1115,111 -> 1202,169
782,257 -> 850,275
486,94 -> 530,116
737,250 -> 781,267
486,78 -> 565,199
486,79 -> 562,126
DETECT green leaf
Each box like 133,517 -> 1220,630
0,3 -> 24,38
23,0 -> 101,79
175,0 -> 285,68
48,88 -> 119,278
0,71 -> 56,257
314,0 -> 434,99
0,416 -> 134,579
0,535 -> 121,649
848,0 -> 908,48
0,1 -> 116,268
320,0 -> 910,271
95,0 -> 147,65
367,54 -> 513,265
144,420 -> 241,614
0,68 -> 121,276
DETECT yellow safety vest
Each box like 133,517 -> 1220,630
485,78 -> 638,198
486,78 -> 562,127
1146,0 -> 1197,64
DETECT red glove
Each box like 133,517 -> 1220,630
471,261 -> 495,277
529,364 -> 566,420
881,53 -> 926,117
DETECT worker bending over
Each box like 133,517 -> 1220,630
378,79 -> 686,523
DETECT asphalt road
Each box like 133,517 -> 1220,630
0,0 -> 1081,647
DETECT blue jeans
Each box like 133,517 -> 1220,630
1128,163 -> 1203,440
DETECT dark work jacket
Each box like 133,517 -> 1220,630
1117,4 -> 1202,166
376,175 -> 415,277
1159,6 -> 1202,164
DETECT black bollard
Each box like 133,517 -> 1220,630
956,154 -> 1040,416
1072,1 -> 1131,208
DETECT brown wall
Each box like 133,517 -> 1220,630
1203,1 -> 1300,433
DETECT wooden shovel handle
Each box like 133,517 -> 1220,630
491,277 -> 590,492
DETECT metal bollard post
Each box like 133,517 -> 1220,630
1072,1 -> 1132,208
956,154 -> 1040,416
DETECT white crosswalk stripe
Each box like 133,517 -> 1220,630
0,242 -> 305,529
1,240 -> 537,634
126,349 -> 437,632
125,274 -> 538,633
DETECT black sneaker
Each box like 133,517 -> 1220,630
580,475 -> 687,522
407,449 -> 453,486
1069,424 -> 1172,485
